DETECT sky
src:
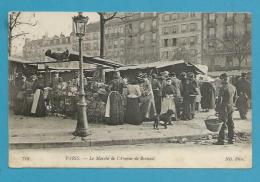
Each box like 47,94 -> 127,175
11,12 -> 100,55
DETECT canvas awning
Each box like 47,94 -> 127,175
106,60 -> 205,75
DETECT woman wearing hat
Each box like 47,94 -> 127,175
105,72 -> 125,125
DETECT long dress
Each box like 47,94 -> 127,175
31,78 -> 46,117
125,84 -> 142,125
14,80 -> 29,115
161,84 -> 177,115
105,78 -> 124,125
140,80 -> 157,120
22,82 -> 34,116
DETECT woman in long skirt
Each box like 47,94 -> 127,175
105,73 -> 125,125
31,74 -> 46,117
125,78 -> 142,125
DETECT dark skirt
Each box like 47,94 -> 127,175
125,97 -> 142,125
153,94 -> 162,114
22,95 -> 34,116
106,92 -> 124,125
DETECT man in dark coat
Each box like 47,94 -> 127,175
200,81 -> 216,112
235,72 -> 251,119
171,72 -> 182,119
215,73 -> 237,145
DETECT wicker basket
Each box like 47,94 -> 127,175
204,115 -> 223,132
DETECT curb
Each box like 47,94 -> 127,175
9,131 -> 251,150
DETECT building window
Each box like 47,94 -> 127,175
226,25 -> 233,35
190,23 -> 197,31
140,47 -> 144,56
163,14 -> 170,21
182,38 -> 187,46
226,13 -> 233,19
171,13 -> 177,20
93,42 -> 99,49
209,13 -> 216,21
120,26 -> 124,34
180,13 -> 189,19
190,13 -> 196,17
208,41 -> 215,48
163,39 -> 168,47
140,34 -> 145,42
140,22 -> 145,30
165,51 -> 169,59
209,27 -> 215,38
162,27 -> 169,35
172,38 -> 177,46
181,24 -> 188,33
152,46 -> 156,53
128,23 -> 133,33
152,33 -> 156,41
190,36 -> 197,46
226,56 -> 233,66
152,20 -> 156,28
120,39 -> 124,45
114,40 -> 118,48
172,25 -> 178,33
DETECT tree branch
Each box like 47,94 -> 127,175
16,21 -> 38,26
11,32 -> 29,39
103,12 -> 118,22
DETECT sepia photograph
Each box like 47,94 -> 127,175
8,12 -> 252,168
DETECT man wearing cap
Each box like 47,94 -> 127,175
215,73 -> 237,145
235,72 -> 251,119
171,72 -> 182,119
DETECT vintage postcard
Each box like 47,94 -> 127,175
8,12 -> 252,168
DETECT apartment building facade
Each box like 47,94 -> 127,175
202,13 -> 251,71
23,33 -> 71,61
158,13 -> 202,64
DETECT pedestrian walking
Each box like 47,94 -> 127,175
214,73 -> 237,145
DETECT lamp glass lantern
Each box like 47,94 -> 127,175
73,12 -> 89,37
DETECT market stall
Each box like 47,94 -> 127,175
105,60 -> 205,81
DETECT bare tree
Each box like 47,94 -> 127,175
8,12 -> 38,56
97,12 -> 134,58
206,32 -> 251,69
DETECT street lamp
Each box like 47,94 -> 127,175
72,12 -> 89,138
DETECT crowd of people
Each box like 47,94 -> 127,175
13,70 -> 251,134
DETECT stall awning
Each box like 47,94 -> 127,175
105,60 -> 205,75
68,51 -> 125,68
9,51 -> 125,70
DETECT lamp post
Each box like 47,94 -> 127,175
72,12 -> 89,138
